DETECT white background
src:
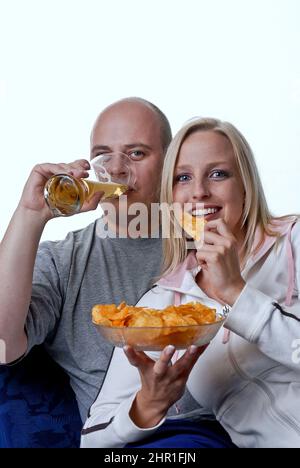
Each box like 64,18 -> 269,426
0,0 -> 299,242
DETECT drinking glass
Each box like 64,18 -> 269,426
44,152 -> 135,216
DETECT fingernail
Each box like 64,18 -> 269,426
165,345 -> 175,356
189,345 -> 198,355
123,345 -> 130,353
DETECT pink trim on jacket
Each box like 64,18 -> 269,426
158,253 -> 198,289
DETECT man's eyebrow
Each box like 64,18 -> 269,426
123,143 -> 152,151
91,145 -> 112,154
91,143 -> 153,155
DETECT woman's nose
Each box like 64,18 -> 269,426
191,180 -> 210,200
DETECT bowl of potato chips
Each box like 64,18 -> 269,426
92,302 -> 229,351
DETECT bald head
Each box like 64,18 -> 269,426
91,97 -> 172,155
90,97 -> 172,208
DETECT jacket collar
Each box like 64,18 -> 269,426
157,252 -> 198,290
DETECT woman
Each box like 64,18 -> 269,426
81,118 -> 300,448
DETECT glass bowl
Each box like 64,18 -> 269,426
93,307 -> 229,351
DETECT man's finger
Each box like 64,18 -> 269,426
81,192 -> 105,212
73,159 -> 90,169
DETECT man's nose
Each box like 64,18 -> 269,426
107,157 -> 127,177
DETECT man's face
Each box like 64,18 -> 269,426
90,102 -> 164,211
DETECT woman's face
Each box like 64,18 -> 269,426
173,130 -> 245,237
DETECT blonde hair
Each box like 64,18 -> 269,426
160,117 -> 297,277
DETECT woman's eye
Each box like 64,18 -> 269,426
128,150 -> 145,160
210,170 -> 228,179
175,174 -> 192,183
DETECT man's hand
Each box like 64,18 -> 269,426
18,159 -> 102,222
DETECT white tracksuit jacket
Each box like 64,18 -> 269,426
81,218 -> 300,448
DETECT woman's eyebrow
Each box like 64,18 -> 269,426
175,161 -> 229,172
175,164 -> 193,172
205,161 -> 230,169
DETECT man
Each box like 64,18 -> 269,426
0,97 -> 172,420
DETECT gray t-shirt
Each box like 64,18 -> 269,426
26,217 -> 205,424
26,218 -> 163,421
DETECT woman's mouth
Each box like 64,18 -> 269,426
191,207 -> 222,219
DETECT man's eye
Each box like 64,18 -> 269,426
94,152 -> 107,158
128,150 -> 145,160
175,174 -> 192,183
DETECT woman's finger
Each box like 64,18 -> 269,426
205,219 -> 236,241
173,345 -> 208,376
153,345 -> 176,377
196,244 -> 227,259
196,249 -> 222,265
203,230 -> 233,248
123,346 -> 152,369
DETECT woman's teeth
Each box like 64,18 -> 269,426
192,208 -> 220,216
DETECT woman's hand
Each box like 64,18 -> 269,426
124,344 -> 207,429
195,219 -> 246,306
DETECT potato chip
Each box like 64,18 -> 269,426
92,301 -> 217,334
178,212 -> 206,241
127,310 -> 164,340
127,310 -> 164,328
161,311 -> 191,327
92,315 -> 112,327
92,304 -> 118,319
92,300 -> 223,350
